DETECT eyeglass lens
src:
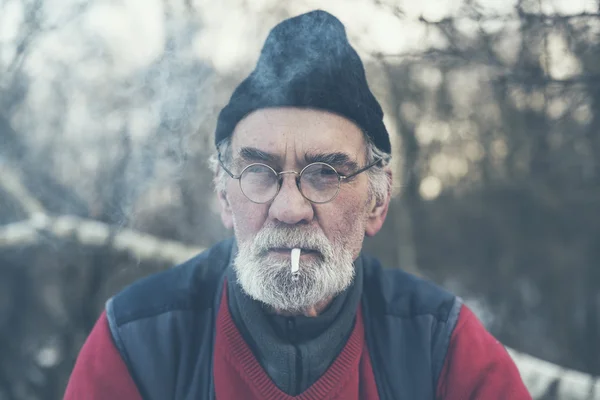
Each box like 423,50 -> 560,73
239,163 -> 341,203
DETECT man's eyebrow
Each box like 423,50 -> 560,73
304,152 -> 359,171
238,147 -> 282,165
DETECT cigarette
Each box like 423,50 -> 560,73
291,248 -> 301,277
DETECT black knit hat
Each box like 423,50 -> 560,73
214,10 -> 391,154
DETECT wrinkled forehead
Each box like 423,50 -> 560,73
230,108 -> 368,162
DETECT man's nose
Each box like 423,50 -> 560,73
268,174 -> 314,225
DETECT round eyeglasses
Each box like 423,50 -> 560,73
218,153 -> 382,204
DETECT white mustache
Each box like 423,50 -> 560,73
251,226 -> 331,255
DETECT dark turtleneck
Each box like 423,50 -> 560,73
226,253 -> 364,396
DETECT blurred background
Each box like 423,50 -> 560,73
1,0 -> 599,399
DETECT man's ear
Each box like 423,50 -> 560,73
365,168 -> 392,237
217,189 -> 234,230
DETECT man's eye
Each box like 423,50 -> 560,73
319,168 -> 338,176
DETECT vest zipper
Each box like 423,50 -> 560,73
286,318 -> 303,395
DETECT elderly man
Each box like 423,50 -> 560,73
65,10 -> 531,400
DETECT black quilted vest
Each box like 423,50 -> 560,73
106,238 -> 461,400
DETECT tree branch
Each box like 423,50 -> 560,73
417,11 -> 600,27
509,347 -> 600,399
0,164 -> 47,217
0,215 -> 204,264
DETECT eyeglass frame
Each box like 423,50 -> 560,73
217,152 -> 383,204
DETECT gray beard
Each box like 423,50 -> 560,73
233,225 -> 355,313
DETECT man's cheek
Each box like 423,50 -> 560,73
233,207 -> 265,237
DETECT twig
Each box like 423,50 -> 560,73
0,164 -> 47,217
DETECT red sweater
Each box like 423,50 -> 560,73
65,304 -> 531,399
213,286 -> 379,400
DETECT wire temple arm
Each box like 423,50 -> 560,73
341,156 -> 383,179
218,152 -> 241,179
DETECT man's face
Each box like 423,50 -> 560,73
219,107 -> 387,312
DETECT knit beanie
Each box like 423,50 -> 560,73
214,10 -> 391,154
